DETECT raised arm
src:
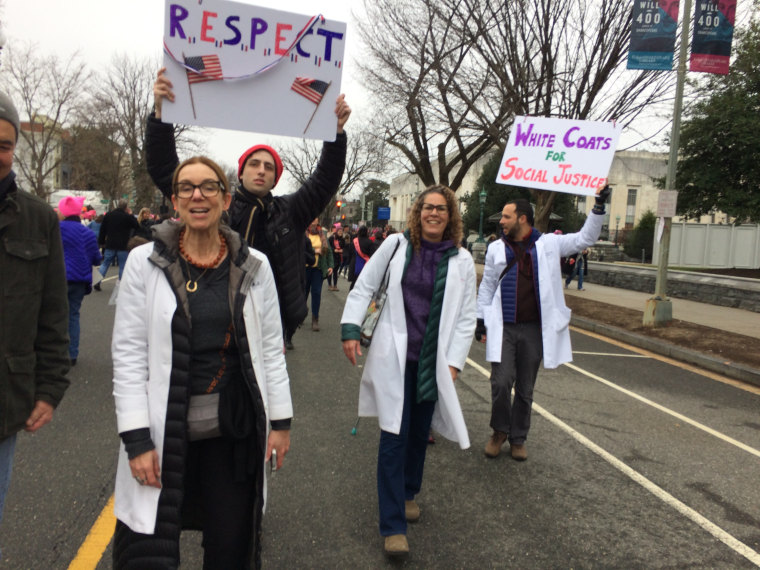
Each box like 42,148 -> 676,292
145,68 -> 180,201
284,95 -> 351,230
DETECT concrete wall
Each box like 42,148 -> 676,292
584,262 -> 760,312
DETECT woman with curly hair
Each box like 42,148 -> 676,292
340,185 -> 476,557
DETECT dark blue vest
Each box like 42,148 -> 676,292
499,229 -> 541,323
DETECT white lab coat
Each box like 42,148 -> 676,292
111,242 -> 292,534
476,213 -> 604,369
341,234 -> 477,449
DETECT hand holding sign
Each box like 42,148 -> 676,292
335,94 -> 350,134
153,67 -> 174,119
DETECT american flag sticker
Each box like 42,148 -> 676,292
290,77 -> 329,105
184,55 -> 223,84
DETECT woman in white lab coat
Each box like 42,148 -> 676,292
341,185 -> 476,557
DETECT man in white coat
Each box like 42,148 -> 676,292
476,186 -> 609,461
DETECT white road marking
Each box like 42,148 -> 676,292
563,362 -> 760,459
573,351 -> 649,357
465,356 -> 760,566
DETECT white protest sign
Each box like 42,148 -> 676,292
496,116 -> 622,196
161,0 -> 346,141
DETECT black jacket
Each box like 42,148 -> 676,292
98,208 -> 139,250
145,114 -> 346,335
113,223 -> 270,569
0,175 -> 70,441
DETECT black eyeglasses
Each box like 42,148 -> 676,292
174,180 -> 223,198
422,203 -> 448,213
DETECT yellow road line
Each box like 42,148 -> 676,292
67,495 -> 115,570
570,325 -> 760,395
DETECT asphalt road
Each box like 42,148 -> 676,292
1,271 -> 758,569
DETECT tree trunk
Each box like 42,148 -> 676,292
532,189 -> 557,233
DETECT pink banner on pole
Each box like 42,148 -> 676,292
689,0 -> 737,74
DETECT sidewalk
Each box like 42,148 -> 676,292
563,282 -> 760,340
475,263 -> 760,386
475,263 -> 758,339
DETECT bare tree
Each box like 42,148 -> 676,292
68,123 -> 130,202
280,126 -> 387,222
2,44 -> 90,198
357,0 -> 675,230
456,0 -> 674,229
88,54 -> 197,209
356,0 -> 502,192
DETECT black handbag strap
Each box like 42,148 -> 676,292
379,238 -> 402,284
498,258 -> 517,282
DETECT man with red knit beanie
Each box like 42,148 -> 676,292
146,68 -> 351,349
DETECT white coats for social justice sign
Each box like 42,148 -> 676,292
496,117 -> 622,196
161,0 -> 346,141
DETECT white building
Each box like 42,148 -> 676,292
388,152 -> 495,230
577,150 -> 732,241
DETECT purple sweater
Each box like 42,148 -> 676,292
402,238 -> 454,361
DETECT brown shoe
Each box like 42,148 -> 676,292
484,430 -> 508,458
405,500 -> 420,522
312,317 -> 320,332
384,534 -> 409,556
510,443 -> 527,461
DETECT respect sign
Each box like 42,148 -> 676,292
161,0 -> 346,141
496,116 -> 622,196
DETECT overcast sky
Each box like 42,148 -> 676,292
2,0 -> 369,192
8,0 -> 739,194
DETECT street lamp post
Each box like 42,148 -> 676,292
471,186 -> 488,263
477,186 -> 487,243
644,0 -> 693,326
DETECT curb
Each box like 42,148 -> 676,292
570,316 -> 760,388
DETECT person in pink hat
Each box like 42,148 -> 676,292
58,195 -> 102,365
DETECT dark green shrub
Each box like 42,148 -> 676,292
624,209 -> 656,262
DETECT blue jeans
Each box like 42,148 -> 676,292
67,282 -> 88,360
0,434 -> 17,560
328,254 -> 341,287
377,360 -> 435,536
303,266 -> 324,319
98,249 -> 128,280
565,258 -> 584,289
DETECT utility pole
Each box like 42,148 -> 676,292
643,0 -> 693,327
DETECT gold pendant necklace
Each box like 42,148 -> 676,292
181,258 -> 209,293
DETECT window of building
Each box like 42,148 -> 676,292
626,188 -> 637,225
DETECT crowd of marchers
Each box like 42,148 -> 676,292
0,79 -> 609,566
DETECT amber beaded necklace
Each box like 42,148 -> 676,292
178,229 -> 227,292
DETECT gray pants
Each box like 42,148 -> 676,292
489,321 -> 543,445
